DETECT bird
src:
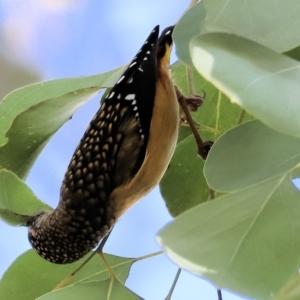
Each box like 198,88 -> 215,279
26,25 -> 210,264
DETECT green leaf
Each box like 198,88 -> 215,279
205,120 -> 300,192
37,279 -> 141,300
172,62 -> 252,142
190,33 -> 300,138
173,2 -> 206,66
0,67 -> 124,179
202,0 -> 300,53
174,0 -> 300,65
0,68 -> 123,146
0,169 -> 51,225
0,250 -> 135,300
161,62 -> 252,216
0,209 -> 29,226
273,273 -> 300,300
69,254 -> 135,286
284,46 -> 300,62
160,134 -> 209,217
157,174 -> 300,300
176,125 -> 193,145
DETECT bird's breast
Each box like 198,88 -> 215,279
109,71 -> 180,219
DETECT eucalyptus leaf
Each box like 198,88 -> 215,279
173,0 -> 300,65
37,279 -> 141,300
0,249 -> 135,300
0,68 -> 123,146
0,169 -> 51,225
190,33 -> 300,138
171,63 -> 252,142
158,173 -> 300,299
273,273 -> 300,300
160,134 -> 209,217
284,46 -> 300,62
173,2 -> 206,66
0,67 -> 124,179
161,62 -> 252,217
205,120 -> 300,192
202,0 -> 300,53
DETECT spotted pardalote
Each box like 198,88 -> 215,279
27,25 -> 206,264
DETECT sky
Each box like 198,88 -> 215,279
0,1 -> 247,299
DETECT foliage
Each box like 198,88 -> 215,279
1,0 -> 300,299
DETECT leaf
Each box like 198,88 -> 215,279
174,0 -> 300,65
0,209 -> 29,226
69,254 -> 135,286
172,62 -> 253,142
160,63 -> 252,217
273,273 -> 300,300
0,68 -> 123,146
0,169 -> 51,225
37,279 -> 141,300
190,33 -> 300,138
173,2 -> 206,66
160,134 -> 209,217
157,174 -> 300,300
204,120 -> 300,192
202,0 -> 300,53
0,67 -> 124,179
0,249 -> 135,300
284,46 -> 300,62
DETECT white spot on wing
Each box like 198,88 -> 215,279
129,62 -> 137,68
127,77 -> 133,84
138,68 -> 143,72
117,94 -> 121,99
165,30 -> 171,35
125,94 -> 135,100
117,75 -> 125,84
108,92 -> 115,99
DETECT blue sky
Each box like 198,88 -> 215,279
0,1 -> 246,299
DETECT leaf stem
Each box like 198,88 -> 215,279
53,251 -> 97,290
218,289 -> 223,300
133,250 -> 164,262
209,189 -> 215,200
237,109 -> 246,125
165,268 -> 182,300
186,67 -> 196,95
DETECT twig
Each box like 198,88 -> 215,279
218,289 -> 223,300
165,268 -> 182,300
